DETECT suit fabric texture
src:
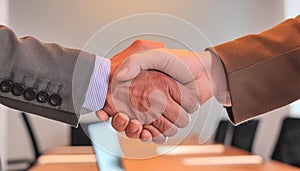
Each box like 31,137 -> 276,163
211,15 -> 300,124
0,25 -> 95,126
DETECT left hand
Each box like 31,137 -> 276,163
104,70 -> 197,144
113,48 -> 230,142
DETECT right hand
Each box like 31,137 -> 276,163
113,48 -> 230,141
105,70 -> 198,143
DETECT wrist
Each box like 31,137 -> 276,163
81,56 -> 111,114
109,57 -> 118,81
200,50 -> 231,106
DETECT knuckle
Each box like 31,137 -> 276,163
186,94 -> 199,114
164,125 -> 178,137
153,117 -> 178,137
132,39 -> 144,48
176,112 -> 190,128
154,117 -> 165,128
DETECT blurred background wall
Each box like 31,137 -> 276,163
285,0 -> 300,118
0,0 -> 8,168
2,0 -> 299,163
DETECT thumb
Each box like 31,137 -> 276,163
115,49 -> 167,81
115,65 -> 141,81
116,49 -> 193,84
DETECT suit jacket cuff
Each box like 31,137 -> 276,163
213,15 -> 300,124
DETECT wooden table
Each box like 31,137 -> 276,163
30,138 -> 300,171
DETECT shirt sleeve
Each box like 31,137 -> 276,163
81,56 -> 111,114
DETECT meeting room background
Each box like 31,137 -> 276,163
0,0 -> 300,170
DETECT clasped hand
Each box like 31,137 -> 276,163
96,40 -> 227,144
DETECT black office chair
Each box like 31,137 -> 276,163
214,120 -> 231,144
71,125 -> 91,146
231,120 -> 259,152
272,117 -> 300,167
7,112 -> 40,171
0,158 -> 2,171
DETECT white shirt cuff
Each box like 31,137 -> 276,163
205,48 -> 231,106
81,56 -> 111,114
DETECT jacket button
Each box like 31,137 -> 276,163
12,83 -> 25,96
0,80 -> 13,92
24,88 -> 37,100
49,94 -> 62,106
37,91 -> 49,103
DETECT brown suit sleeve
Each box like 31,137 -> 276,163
0,25 -> 95,126
211,15 -> 300,124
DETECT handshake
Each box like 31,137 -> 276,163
95,40 -> 230,144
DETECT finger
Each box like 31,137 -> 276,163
96,110 -> 110,121
143,125 -> 167,144
169,82 -> 200,114
163,97 -> 191,128
116,66 -> 140,81
132,89 -> 167,124
152,116 -> 178,137
140,129 -> 152,143
141,90 -> 166,124
101,94 -> 117,117
125,119 -> 143,139
111,113 -> 130,132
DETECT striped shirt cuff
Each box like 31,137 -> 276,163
81,56 -> 111,114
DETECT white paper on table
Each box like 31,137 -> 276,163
182,155 -> 263,166
156,144 -> 225,155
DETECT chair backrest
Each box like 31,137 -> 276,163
214,120 -> 231,144
7,113 -> 40,171
231,120 -> 259,152
71,125 -> 91,146
272,117 -> 300,167
21,112 -> 40,160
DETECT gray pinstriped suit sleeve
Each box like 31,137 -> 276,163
0,25 -> 109,126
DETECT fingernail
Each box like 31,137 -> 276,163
130,127 -> 139,133
115,118 -> 125,127
141,139 -> 152,143
163,137 -> 168,143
